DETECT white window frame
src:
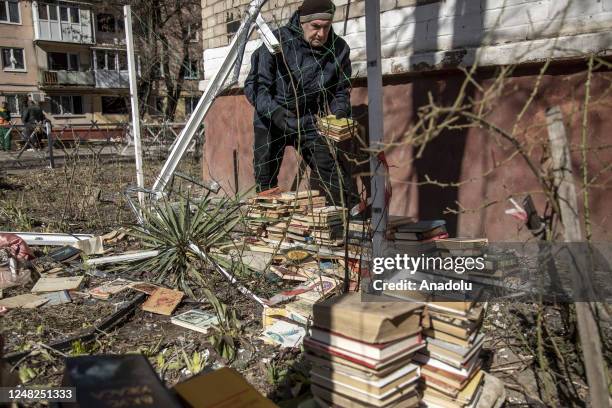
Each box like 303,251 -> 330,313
0,0 -> 21,25
3,94 -> 23,117
1,47 -> 26,72
50,95 -> 83,116
93,49 -> 127,72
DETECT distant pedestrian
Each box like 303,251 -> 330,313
22,100 -> 48,150
0,102 -> 11,151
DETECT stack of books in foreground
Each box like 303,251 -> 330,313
417,300 -> 487,408
291,206 -> 347,247
304,293 -> 425,407
318,115 -> 359,142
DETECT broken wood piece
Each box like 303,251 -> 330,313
141,287 -> 183,315
83,250 -> 160,267
31,276 -> 84,293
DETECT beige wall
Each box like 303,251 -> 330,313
0,1 -> 39,93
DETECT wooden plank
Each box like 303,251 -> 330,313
546,106 -> 608,408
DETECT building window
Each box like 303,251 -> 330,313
183,60 -> 199,80
148,96 -> 164,115
184,97 -> 198,116
48,52 -> 79,71
94,50 -> 127,71
38,3 -> 61,21
69,7 -> 79,23
1,47 -> 25,71
97,13 -> 122,33
50,95 -> 83,115
0,0 -> 20,24
101,96 -> 128,114
59,6 -> 68,22
3,94 -> 23,117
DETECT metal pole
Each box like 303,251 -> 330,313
151,0 -> 268,194
365,0 -> 387,290
45,121 -> 54,169
124,5 -> 145,206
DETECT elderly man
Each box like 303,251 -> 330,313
245,0 -> 352,206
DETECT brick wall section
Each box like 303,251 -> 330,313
200,0 -> 612,84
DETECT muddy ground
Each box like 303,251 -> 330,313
0,154 -> 609,407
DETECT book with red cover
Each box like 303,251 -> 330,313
310,328 -> 422,361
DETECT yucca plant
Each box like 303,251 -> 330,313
126,192 -> 246,297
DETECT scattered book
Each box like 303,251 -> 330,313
171,309 -> 218,334
313,293 -> 423,344
31,275 -> 84,293
40,290 -> 72,306
0,293 -> 49,309
89,278 -> 132,300
173,367 -> 277,408
141,287 -> 183,316
60,354 -> 182,408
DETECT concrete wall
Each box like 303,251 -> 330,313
202,66 -> 612,240
200,0 -> 612,88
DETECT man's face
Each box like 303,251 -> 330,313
302,19 -> 332,47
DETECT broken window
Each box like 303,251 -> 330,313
183,59 -> 199,80
1,47 -> 25,71
50,95 -> 84,115
97,13 -> 116,32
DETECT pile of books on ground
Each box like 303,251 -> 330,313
245,188 -> 325,235
318,114 -> 359,142
290,206 -> 346,247
304,293 -> 426,407
387,218 -> 449,255
417,300 -> 487,408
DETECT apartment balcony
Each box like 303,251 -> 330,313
94,70 -> 129,88
40,70 -> 95,88
32,2 -> 94,44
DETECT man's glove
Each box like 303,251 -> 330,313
334,110 -> 348,119
271,108 -> 297,130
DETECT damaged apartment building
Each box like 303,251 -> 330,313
199,0 -> 612,240
0,0 -> 203,136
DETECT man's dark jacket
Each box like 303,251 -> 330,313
245,11 -> 351,137
22,105 -> 46,124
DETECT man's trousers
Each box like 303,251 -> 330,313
253,126 -> 351,207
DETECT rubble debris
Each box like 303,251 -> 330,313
2,231 -> 94,247
0,233 -> 33,261
83,250 -> 160,267
141,287 -> 184,315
